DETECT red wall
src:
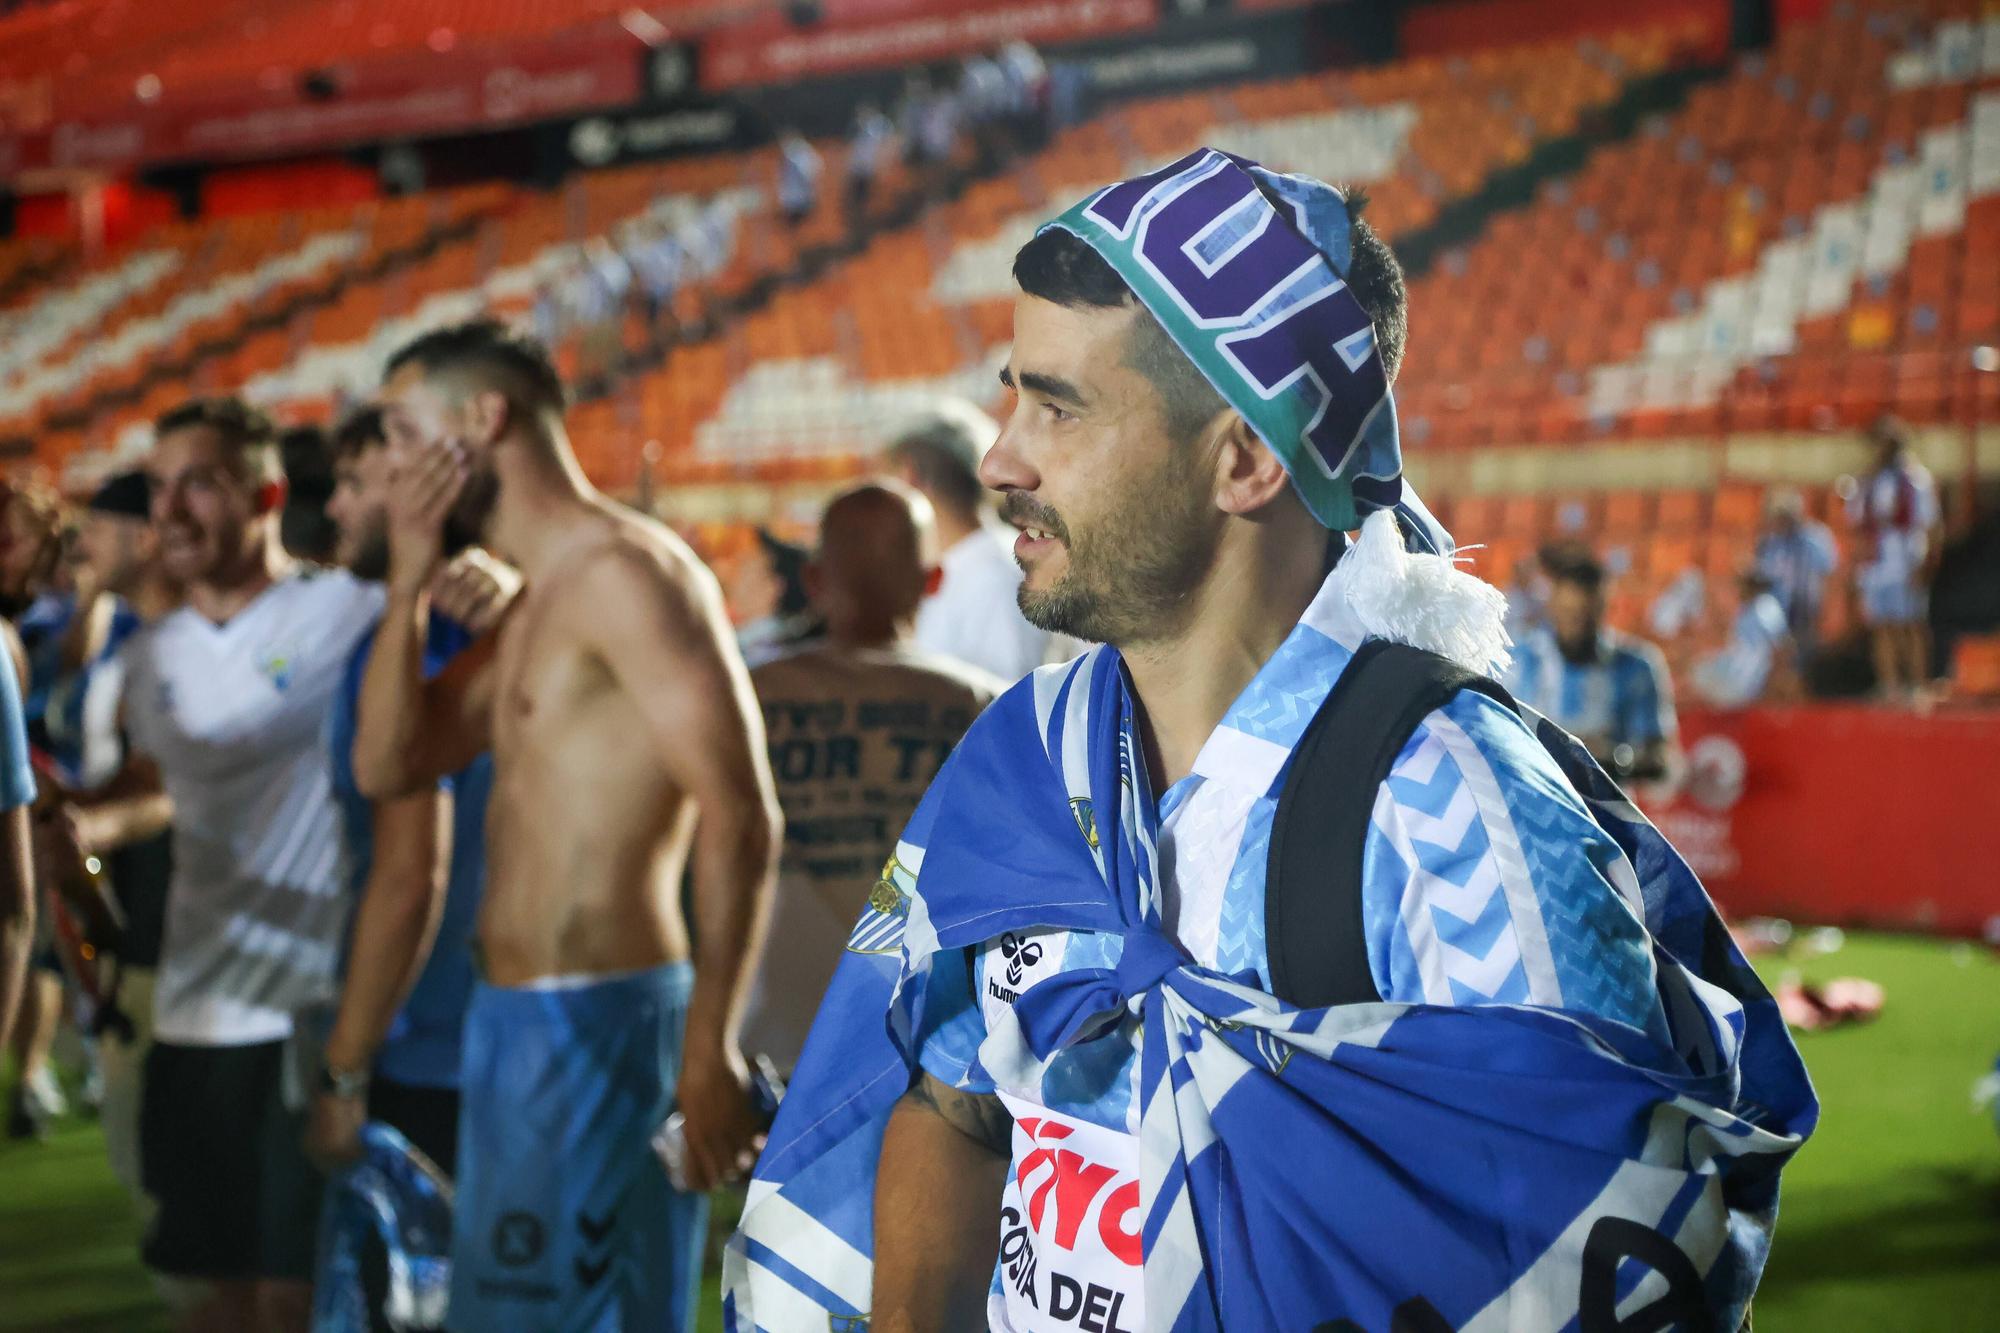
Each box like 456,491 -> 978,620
1400,0 -> 1730,60
201,157 -> 378,218
1647,705 -> 2000,938
13,191 -> 72,239
1774,0 -> 1834,29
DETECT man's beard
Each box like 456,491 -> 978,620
348,520 -> 391,581
1003,471 -> 1215,648
444,466 -> 500,554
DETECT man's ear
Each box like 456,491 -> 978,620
803,558 -> 826,609
1209,413 -> 1291,516
464,389 -> 511,447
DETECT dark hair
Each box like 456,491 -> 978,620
384,319 -> 568,418
1011,186 -> 1407,442
278,424 -> 339,562
87,471 -> 152,520
756,528 -> 813,619
153,396 -> 280,476
1543,544 -> 1605,593
1870,414 -> 1911,454
332,405 -> 388,461
884,410 -> 991,519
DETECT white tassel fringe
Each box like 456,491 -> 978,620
1335,509 -> 1513,678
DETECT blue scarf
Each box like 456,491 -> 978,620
312,1123 -> 453,1333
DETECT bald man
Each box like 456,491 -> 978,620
744,483 -> 1003,1071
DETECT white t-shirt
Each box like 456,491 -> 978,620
1847,460 -> 1940,578
913,525 -> 1056,683
119,569 -> 384,1046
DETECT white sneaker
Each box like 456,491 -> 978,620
22,1067 -> 69,1120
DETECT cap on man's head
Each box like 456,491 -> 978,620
88,471 -> 152,520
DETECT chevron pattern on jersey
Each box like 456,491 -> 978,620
1374,725 -> 1534,1006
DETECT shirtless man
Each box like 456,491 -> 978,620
353,321 -> 781,1333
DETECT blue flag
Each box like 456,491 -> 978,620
728,522 -> 1816,1332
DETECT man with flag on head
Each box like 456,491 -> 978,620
727,150 -> 1817,1333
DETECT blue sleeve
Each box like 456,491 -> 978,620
0,642 -> 37,811
1359,692 -> 1669,1043
1618,647 -> 1672,745
914,943 -> 995,1094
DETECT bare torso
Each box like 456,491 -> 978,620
476,516 -> 697,985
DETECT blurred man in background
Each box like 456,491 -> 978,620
732,527 -> 819,667
307,406 -> 503,1182
40,471 -> 178,1200
846,104 -> 894,229
103,398 -> 384,1333
307,406 -> 508,1333
1847,416 -> 1942,701
1507,548 -> 1679,782
1692,569 -> 1799,708
1,481 -> 71,1137
357,321 -> 779,1333
744,481 -> 1000,1073
777,129 -> 823,229
1755,486 -> 1838,665
0,624 -> 35,1056
884,400 -> 1059,681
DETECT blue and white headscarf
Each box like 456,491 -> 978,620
1044,146 -> 1448,554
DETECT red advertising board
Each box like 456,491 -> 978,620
1,31 -> 640,174
698,0 -> 1159,91
1643,704 -> 2000,938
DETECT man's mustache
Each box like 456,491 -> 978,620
999,492 -> 1070,544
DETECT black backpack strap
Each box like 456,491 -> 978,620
1265,639 -> 1512,1009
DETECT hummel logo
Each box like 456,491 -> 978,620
1000,933 -> 1043,986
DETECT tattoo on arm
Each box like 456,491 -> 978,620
906,1070 -> 1013,1158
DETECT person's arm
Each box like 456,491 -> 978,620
353,442 -> 497,799
872,1071 -> 1011,1332
1627,647 -> 1680,785
58,589 -> 114,675
582,544 -> 783,1191
66,752 -> 173,852
0,623 -> 37,1049
305,786 -> 452,1168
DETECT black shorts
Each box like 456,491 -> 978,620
139,1039 -> 324,1281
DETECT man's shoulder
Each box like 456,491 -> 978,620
570,519 -> 715,610
1604,630 -> 1668,676
1396,686 -> 1549,788
274,568 -> 386,634
754,642 -> 1003,710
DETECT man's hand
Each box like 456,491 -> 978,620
386,438 -> 469,596
304,1088 -> 368,1171
430,549 -> 522,637
674,1039 -> 764,1192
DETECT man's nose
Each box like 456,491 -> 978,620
979,420 -> 1038,495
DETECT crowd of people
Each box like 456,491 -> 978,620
1491,412 -> 1953,794
0,147 -> 1817,1333
530,40 -> 1075,384
0,317 -> 1068,1332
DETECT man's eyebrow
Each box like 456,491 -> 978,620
1016,370 -> 1088,406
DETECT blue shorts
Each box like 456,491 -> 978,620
449,962 -> 705,1333
1858,561 -> 1928,625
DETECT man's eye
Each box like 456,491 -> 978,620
1042,402 -> 1072,423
